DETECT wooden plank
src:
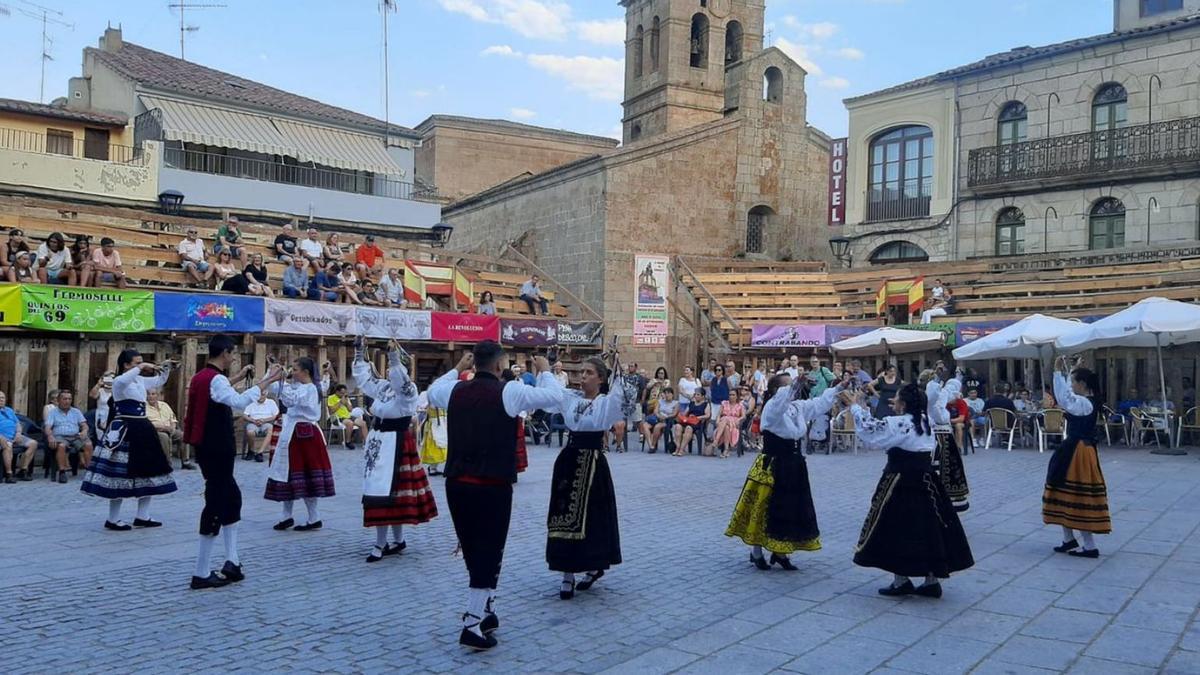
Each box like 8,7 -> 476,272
13,341 -> 29,415
73,342 -> 91,404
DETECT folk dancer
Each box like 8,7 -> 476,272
725,373 -> 841,570
353,337 -> 438,563
924,368 -> 970,512
427,341 -> 562,651
845,379 -> 974,598
1043,358 -> 1110,558
266,357 -> 335,531
184,335 -> 283,589
81,350 -> 178,530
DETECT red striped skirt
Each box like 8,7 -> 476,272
363,429 -> 439,527
264,423 -> 336,502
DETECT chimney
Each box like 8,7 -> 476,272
101,27 -> 123,53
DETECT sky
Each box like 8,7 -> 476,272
0,0 -> 1116,140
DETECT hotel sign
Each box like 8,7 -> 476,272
828,137 -> 848,226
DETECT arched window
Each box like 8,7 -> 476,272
746,205 -> 773,254
725,20 -> 743,64
690,13 -> 709,68
631,123 -> 642,142
1089,198 -> 1126,250
867,125 -> 934,221
869,241 -> 929,264
1092,83 -> 1128,132
633,25 -> 644,78
997,101 -> 1027,145
995,207 -> 1026,256
763,67 -> 782,103
650,17 -> 661,72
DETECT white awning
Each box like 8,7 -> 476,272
140,94 -> 405,176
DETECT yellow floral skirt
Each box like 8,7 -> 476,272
725,454 -> 821,554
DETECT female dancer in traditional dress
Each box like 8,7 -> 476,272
353,338 -> 438,562
725,373 -> 841,570
846,378 -> 974,598
419,403 -> 448,476
81,350 -> 177,530
540,354 -> 630,599
266,357 -> 335,531
1043,358 -> 1110,558
922,368 -> 970,512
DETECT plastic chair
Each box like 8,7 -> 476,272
984,408 -> 1018,452
1101,405 -> 1129,446
1178,407 -> 1199,447
325,417 -> 347,447
1037,409 -> 1066,454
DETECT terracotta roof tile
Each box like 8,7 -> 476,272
0,98 -> 127,126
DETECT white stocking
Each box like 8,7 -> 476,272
751,545 -> 763,558
463,588 -> 489,636
108,499 -> 123,523
194,535 -> 216,578
390,524 -> 404,543
1080,531 -> 1097,550
281,500 -> 294,519
1061,525 -> 1075,542
303,497 -> 319,523
135,496 -> 151,521
374,526 -> 388,548
223,522 -> 240,565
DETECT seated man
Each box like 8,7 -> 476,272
354,234 -> 385,281
519,274 -> 550,315
0,390 -> 38,482
947,391 -> 969,451
309,262 -> 343,303
1117,387 -> 1145,417
90,237 -> 128,289
377,267 -> 403,307
327,384 -> 367,450
983,384 -> 1017,414
177,228 -> 213,287
44,390 -> 92,484
282,256 -> 312,299
241,389 -> 279,463
965,388 -> 987,442
146,388 -> 192,470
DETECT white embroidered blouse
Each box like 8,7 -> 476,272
353,352 -> 418,419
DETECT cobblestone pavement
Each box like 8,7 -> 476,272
5,439 -> 1200,674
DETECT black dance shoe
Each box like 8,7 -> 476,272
254,453 -> 264,463
3,474 -> 14,484
915,582 -> 943,599
878,580 -> 915,597
480,612 -> 499,634
294,520 -> 323,531
133,518 -> 163,528
1054,539 -> 1079,553
1068,548 -> 1100,559
559,579 -> 576,600
954,502 -> 970,513
576,570 -> 605,591
189,572 -> 230,590
458,626 -> 497,651
750,552 -> 770,571
273,518 -> 294,531
769,553 -> 798,571
104,520 -> 132,531
383,541 -> 406,556
180,461 -> 196,470
221,561 -> 245,583
366,547 -> 385,563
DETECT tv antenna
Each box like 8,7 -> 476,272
0,0 -> 74,103
168,1 -> 226,60
380,0 -> 396,143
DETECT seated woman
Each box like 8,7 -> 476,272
639,386 -> 677,454
242,253 -> 275,298
708,394 -> 745,459
338,263 -> 363,305
674,389 -> 711,457
214,250 -> 248,294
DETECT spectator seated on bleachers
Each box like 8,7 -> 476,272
519,274 -> 550,315
282,256 -> 311,299
310,261 -> 344,302
1,228 -> 31,280
35,232 -> 73,285
90,237 -> 128,289
7,250 -> 36,283
177,227 -> 213,288
354,234 -> 385,281
298,227 -> 325,272
44,390 -> 92,484
213,215 -> 246,265
378,268 -> 403,307
274,222 -> 299,263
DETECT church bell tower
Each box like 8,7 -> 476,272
619,0 -> 765,145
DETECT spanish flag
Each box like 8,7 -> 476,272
403,261 -> 426,306
453,269 -> 473,311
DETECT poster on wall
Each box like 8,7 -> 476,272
828,137 -> 848,226
750,324 -> 826,348
501,318 -> 558,347
263,299 -> 358,336
21,286 -> 154,332
431,312 -> 500,342
824,325 -> 874,344
557,321 -> 604,346
956,320 -> 1014,347
633,255 -> 670,346
154,293 -> 264,333
356,307 -> 432,340
0,285 -> 21,325
894,322 -> 958,347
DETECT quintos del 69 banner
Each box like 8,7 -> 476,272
21,286 -> 154,332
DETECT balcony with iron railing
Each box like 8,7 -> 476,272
0,126 -> 144,165
967,115 -> 1200,194
0,126 -> 159,202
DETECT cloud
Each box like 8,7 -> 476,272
481,44 -> 523,57
576,18 -> 624,46
525,53 -> 624,102
510,107 -> 537,120
438,0 -> 488,22
818,77 -> 850,90
775,38 -> 822,76
801,22 -> 839,39
834,47 -> 865,60
437,0 -> 572,40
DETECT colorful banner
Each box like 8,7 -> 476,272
828,137 -> 847,226
750,324 -> 826,348
501,318 -> 558,347
824,325 -> 875,344
356,307 -> 432,340
263,299 -> 358,336
21,285 -> 154,332
431,312 -> 500,343
894,322 -> 958,347
557,320 -> 604,346
633,255 -> 669,346
0,284 -> 21,325
154,293 -> 264,333
955,320 -> 1013,347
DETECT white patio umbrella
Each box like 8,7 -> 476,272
1055,297 -> 1200,449
830,327 -> 946,358
952,314 -> 1082,361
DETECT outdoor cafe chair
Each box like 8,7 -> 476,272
984,408 -> 1018,452
1037,408 -> 1066,454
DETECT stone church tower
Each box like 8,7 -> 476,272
620,0 -> 766,144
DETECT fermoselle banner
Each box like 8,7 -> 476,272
0,284 -> 21,325
21,285 -> 154,332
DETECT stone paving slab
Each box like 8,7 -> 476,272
3,441 -> 1200,673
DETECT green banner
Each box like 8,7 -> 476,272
894,322 -> 958,347
21,285 -> 154,332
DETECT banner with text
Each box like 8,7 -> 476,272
750,324 -> 827,348
501,318 -> 558,347
894,322 -> 958,347
955,320 -> 1014,347
431,312 -> 500,343
155,293 -> 264,333
0,284 -> 21,325
21,286 -> 154,332
356,307 -> 432,340
828,137 -> 848,226
633,254 -> 670,346
824,325 -> 875,344
263,299 -> 358,336
557,321 -> 604,346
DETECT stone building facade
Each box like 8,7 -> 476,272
838,0 -> 1200,267
413,115 -> 618,203
443,0 -> 831,367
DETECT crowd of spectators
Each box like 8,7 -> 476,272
0,228 -> 130,288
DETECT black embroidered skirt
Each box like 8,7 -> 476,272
546,431 -> 622,573
934,431 -> 970,508
853,448 -> 974,579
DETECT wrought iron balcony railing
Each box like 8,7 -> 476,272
967,115 -> 1200,189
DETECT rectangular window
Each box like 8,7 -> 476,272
45,129 -> 73,156
996,224 -> 1025,256
1141,0 -> 1183,17
84,128 -> 110,161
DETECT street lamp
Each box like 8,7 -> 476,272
828,236 -> 853,268
158,189 -> 184,215
430,222 -> 454,248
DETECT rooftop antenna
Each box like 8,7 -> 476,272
381,0 -> 396,144
168,1 -> 225,60
0,0 -> 74,103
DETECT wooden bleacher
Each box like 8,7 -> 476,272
0,195 -> 573,319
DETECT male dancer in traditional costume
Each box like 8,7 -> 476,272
184,335 -> 283,589
427,341 -> 560,651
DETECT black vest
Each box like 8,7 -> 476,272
1064,396 -> 1100,445
199,367 -> 235,457
445,372 -> 519,483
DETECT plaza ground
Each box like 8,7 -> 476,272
5,439 -> 1200,674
